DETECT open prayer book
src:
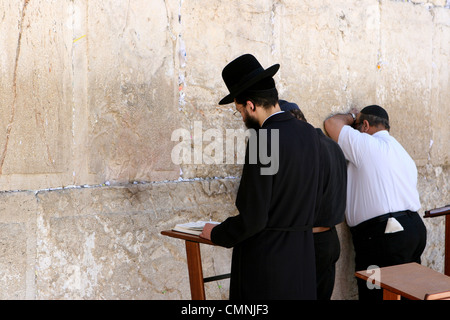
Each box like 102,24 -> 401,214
173,220 -> 220,236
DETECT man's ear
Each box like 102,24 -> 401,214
362,119 -> 370,133
247,100 -> 255,112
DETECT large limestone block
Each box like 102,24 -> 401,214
418,165 -> 450,273
181,0 -> 275,111
275,0 -> 380,128
175,0 -> 277,180
0,0 -> 73,188
0,223 -> 28,299
34,179 -> 237,299
86,0 -> 180,183
429,7 -> 450,166
376,1 -> 434,165
0,191 -> 38,299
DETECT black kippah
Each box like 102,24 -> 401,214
360,105 -> 389,121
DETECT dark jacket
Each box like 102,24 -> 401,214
211,111 -> 321,299
314,128 -> 347,227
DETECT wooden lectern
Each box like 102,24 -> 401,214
161,230 -> 230,300
423,205 -> 450,276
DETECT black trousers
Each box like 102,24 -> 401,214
350,211 -> 427,300
314,226 -> 340,300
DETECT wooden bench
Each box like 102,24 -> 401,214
355,262 -> 450,300
424,291 -> 450,300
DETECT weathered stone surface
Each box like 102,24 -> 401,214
332,222 -> 358,300
0,191 -> 37,299
429,6 -> 450,166
85,1 -> 180,183
418,165 -> 450,273
32,179 -> 237,299
0,0 -> 448,300
0,0 -> 73,190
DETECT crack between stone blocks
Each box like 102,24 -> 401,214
270,1 -> 277,56
0,176 -> 241,196
377,0 -> 383,68
177,0 -> 191,123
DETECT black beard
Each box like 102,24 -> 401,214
243,111 -> 260,130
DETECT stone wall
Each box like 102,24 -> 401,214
0,0 -> 448,299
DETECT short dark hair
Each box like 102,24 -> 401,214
289,109 -> 307,122
359,113 -> 390,131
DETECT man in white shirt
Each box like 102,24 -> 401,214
324,105 -> 427,300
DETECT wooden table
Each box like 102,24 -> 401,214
355,262 -> 450,300
161,230 -> 230,300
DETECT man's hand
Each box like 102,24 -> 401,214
324,109 -> 359,142
199,223 -> 216,240
349,107 -> 359,115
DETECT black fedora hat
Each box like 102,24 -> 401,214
219,54 -> 280,105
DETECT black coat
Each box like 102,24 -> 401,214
211,112 -> 321,299
314,128 -> 347,227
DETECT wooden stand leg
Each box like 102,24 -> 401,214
185,240 -> 206,300
383,289 -> 401,300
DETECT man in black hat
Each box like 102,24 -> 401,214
324,105 -> 427,300
200,54 -> 322,299
279,100 -> 347,300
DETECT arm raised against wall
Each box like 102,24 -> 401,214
324,111 -> 357,142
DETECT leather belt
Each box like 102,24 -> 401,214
313,226 -> 331,233
352,210 -> 413,233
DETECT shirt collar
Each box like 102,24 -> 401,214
261,111 -> 284,127
373,130 -> 390,137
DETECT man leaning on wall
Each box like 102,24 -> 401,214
279,100 -> 347,300
324,105 -> 427,300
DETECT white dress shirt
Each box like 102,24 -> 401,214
338,125 -> 421,227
